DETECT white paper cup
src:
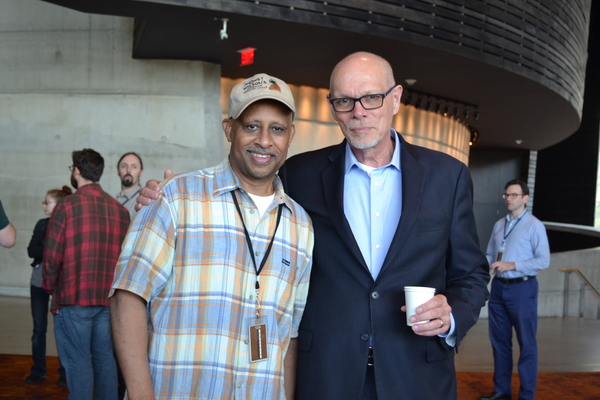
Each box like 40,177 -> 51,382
404,286 -> 436,326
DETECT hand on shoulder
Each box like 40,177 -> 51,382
135,169 -> 174,211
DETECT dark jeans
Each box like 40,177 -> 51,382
30,285 -> 65,378
54,305 -> 117,400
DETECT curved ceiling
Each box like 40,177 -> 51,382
41,0 -> 591,150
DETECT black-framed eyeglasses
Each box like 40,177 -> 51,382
502,193 -> 524,199
329,86 -> 397,113
68,165 -> 74,172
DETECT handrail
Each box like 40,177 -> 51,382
558,268 -> 600,318
558,268 -> 600,299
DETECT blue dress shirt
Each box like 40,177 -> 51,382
486,209 -> 550,278
343,129 -> 402,280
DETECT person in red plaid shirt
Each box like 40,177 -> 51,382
43,148 -> 130,400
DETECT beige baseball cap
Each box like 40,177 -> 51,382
228,73 -> 295,119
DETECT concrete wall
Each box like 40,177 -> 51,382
0,0 -> 223,295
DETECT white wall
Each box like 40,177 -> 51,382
0,0 -> 223,294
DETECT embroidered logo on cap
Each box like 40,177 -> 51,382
269,78 -> 281,92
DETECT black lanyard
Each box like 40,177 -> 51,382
231,191 -> 283,290
503,210 -> 526,241
120,189 -> 141,206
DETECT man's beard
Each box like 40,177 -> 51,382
70,173 -> 78,189
344,121 -> 382,150
121,174 -> 134,188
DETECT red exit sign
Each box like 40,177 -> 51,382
239,47 -> 255,66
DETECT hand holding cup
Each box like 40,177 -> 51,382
404,286 -> 436,326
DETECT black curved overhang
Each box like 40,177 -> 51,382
41,0 -> 591,150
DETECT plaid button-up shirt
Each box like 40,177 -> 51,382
43,183 -> 130,313
111,160 -> 314,400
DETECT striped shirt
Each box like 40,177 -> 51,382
111,159 -> 314,400
43,183 -> 130,313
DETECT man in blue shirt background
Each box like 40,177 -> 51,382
481,179 -> 550,400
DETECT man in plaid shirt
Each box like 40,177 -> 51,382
110,74 -> 313,400
43,148 -> 130,399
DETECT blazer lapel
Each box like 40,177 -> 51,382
379,136 -> 426,276
322,142 -> 369,271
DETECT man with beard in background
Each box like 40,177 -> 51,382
116,152 -> 144,219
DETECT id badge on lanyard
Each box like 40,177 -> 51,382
498,212 -> 524,262
232,191 -> 282,363
496,241 -> 505,261
247,316 -> 269,362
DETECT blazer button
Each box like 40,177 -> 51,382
371,291 -> 379,299
361,333 -> 370,342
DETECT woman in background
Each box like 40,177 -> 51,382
25,186 -> 72,385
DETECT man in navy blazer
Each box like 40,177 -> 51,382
279,52 -> 490,400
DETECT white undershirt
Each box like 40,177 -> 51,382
248,193 -> 275,219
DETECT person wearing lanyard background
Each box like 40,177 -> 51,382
110,73 -> 313,400
480,179 -> 550,400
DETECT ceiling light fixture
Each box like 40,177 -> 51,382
219,18 -> 229,40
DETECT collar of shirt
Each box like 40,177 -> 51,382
119,186 -> 141,199
505,208 -> 528,225
211,158 -> 293,214
77,182 -> 103,195
344,129 -> 402,174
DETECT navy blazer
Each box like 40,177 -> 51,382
279,134 -> 490,400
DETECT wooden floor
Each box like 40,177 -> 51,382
2,295 -> 600,373
455,315 -> 600,372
